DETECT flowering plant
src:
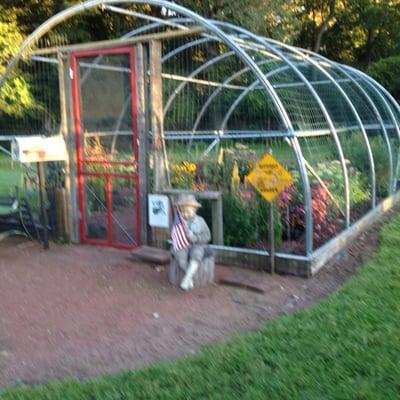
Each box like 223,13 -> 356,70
170,160 -> 197,189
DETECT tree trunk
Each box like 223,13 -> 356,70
313,0 -> 336,53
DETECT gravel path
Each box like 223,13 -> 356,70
0,213 -> 385,388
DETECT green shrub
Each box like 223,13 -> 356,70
222,193 -> 257,247
310,159 -> 370,211
342,134 -> 390,198
219,193 -> 282,248
367,56 -> 400,101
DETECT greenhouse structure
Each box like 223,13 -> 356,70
1,0 -> 400,275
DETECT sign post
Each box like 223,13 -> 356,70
269,190 -> 275,273
246,151 -> 292,273
37,162 -> 49,250
267,149 -> 275,273
12,136 -> 67,250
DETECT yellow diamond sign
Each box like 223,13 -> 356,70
246,153 -> 292,202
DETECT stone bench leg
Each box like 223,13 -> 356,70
169,253 -> 215,288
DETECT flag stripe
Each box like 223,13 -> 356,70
171,211 -> 190,251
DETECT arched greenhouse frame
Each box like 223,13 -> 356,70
1,0 -> 400,275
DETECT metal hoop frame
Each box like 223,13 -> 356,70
2,0 -> 400,258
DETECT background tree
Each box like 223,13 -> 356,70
179,0 -> 300,43
322,0 -> 400,65
0,4 -> 35,116
294,0 -> 343,53
367,56 -> 400,100
1,0 -> 400,119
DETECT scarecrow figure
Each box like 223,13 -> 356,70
171,194 -> 211,290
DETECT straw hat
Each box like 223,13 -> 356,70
175,194 -> 202,208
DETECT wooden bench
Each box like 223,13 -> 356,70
0,196 -> 40,242
0,196 -> 27,240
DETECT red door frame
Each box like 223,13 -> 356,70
71,46 -> 141,249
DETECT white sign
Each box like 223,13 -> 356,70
12,136 -> 67,163
148,194 -> 169,228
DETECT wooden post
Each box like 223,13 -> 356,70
268,148 -> 275,273
136,43 -> 149,245
57,52 -> 71,242
269,199 -> 275,274
31,27 -> 205,57
55,188 -> 68,241
211,193 -> 224,245
60,51 -> 79,242
37,162 -> 49,250
149,40 -> 168,191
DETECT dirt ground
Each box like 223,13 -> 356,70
0,212 -> 389,388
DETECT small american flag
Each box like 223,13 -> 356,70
171,210 -> 190,252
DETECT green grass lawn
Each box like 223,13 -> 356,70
1,213 -> 400,399
0,153 -> 23,196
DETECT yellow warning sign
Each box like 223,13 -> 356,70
246,153 -> 292,202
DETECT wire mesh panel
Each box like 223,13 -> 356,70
111,177 -> 138,245
297,135 -> 345,246
159,35 -> 308,255
377,89 -> 400,189
0,60 -> 60,137
259,47 -> 347,246
355,77 -> 400,193
77,54 -> 135,161
2,0 -> 400,266
83,175 -> 108,241
162,34 -> 287,139
292,56 -> 375,220
336,64 -> 395,200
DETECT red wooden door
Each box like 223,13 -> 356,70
71,47 -> 140,249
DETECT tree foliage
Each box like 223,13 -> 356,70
1,0 -> 400,118
0,5 -> 35,116
367,55 -> 400,100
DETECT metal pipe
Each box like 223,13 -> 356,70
209,22 -> 313,253
161,37 -> 212,62
121,17 -> 193,37
201,64 -> 300,157
214,21 -> 350,229
0,0 -> 290,145
163,50 -> 235,115
290,135 -> 313,256
103,4 -> 190,30
342,65 -> 400,193
79,17 -> 195,84
0,0 -> 295,136
209,244 -> 311,261
201,65 -> 299,156
217,64 -> 305,132
303,50 -> 400,193
190,59 -> 277,137
215,21 -> 313,255
265,38 -> 377,209
164,129 -> 293,140
31,55 -> 59,64
272,77 -> 352,89
161,72 -> 249,90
